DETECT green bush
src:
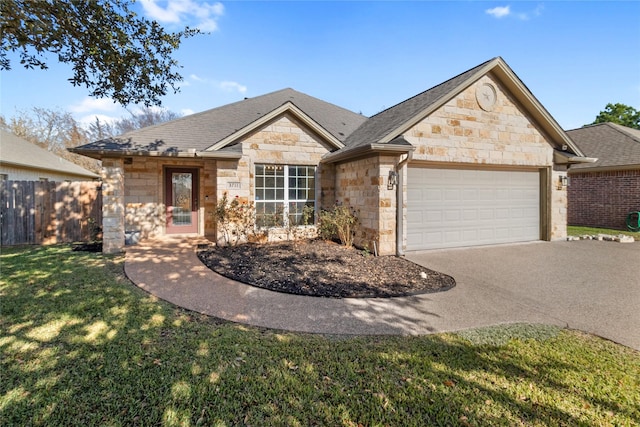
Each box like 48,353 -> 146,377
318,205 -> 359,247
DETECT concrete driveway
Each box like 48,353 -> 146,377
405,240 -> 640,351
125,238 -> 640,351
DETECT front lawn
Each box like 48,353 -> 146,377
1,246 -> 639,426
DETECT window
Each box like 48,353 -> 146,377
254,164 -> 315,227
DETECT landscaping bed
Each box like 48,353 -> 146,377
197,239 -> 455,298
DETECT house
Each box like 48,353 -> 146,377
73,57 -> 591,254
566,123 -> 640,230
0,130 -> 99,181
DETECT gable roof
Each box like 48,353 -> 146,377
73,89 -> 367,159
0,130 -> 99,179
566,122 -> 640,171
324,57 -> 585,163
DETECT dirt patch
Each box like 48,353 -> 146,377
197,239 -> 455,298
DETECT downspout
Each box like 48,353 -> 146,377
396,151 -> 412,257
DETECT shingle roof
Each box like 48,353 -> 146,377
566,123 -> 640,170
0,130 -> 99,179
341,58 -> 496,151
73,88 -> 367,156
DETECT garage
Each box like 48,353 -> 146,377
407,167 -> 541,250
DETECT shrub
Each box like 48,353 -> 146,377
318,205 -> 359,247
212,193 -> 260,246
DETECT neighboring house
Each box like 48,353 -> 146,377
566,123 -> 640,230
0,130 -> 99,181
73,57 -> 591,254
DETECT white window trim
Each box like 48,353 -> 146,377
254,164 -> 316,228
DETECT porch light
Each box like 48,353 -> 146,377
558,175 -> 569,189
388,171 -> 398,190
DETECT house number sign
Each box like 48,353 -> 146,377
228,182 -> 241,189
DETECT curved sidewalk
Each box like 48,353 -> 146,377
123,237 -> 568,337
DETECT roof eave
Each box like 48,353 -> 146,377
553,150 -> 598,165
206,101 -> 345,152
0,160 -> 99,179
322,143 -> 415,164
568,164 -> 640,174
69,148 -> 243,161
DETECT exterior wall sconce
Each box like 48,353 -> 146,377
388,171 -> 398,190
558,175 -> 569,190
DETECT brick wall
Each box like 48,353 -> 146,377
568,169 -> 640,230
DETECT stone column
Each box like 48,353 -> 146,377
101,157 -> 125,253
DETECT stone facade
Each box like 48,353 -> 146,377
568,169 -> 640,230
402,76 -> 567,243
122,157 -> 217,242
334,155 -> 399,255
100,74 -> 573,254
408,76 -> 553,166
101,157 -> 125,253
214,114 -> 335,244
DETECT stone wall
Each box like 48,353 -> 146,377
123,157 -> 217,240
101,157 -> 124,253
404,75 -> 566,242
214,113 -> 334,244
568,169 -> 640,230
408,76 -> 553,167
334,154 -> 398,255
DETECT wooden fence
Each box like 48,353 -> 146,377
0,181 -> 102,246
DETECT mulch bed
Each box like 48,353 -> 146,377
197,239 -> 455,298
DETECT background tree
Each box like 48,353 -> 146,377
86,107 -> 182,141
591,103 -> 640,129
1,108 -> 101,173
0,0 -> 200,107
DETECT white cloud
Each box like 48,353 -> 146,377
69,97 -> 119,114
486,4 -> 544,20
486,6 -> 511,18
219,81 -> 247,94
189,73 -> 206,82
140,0 -> 224,31
181,108 -> 196,116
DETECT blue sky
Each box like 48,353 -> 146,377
1,1 -> 639,132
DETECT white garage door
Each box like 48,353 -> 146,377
407,167 -> 540,250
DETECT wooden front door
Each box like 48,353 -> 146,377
165,168 -> 199,234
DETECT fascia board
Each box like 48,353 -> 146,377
554,150 -> 597,165
321,143 -> 415,164
70,149 -> 242,160
0,160 -> 98,178
205,102 -> 344,152
567,164 -> 640,174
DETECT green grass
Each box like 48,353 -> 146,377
1,246 -> 639,426
567,225 -> 639,237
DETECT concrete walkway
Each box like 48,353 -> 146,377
124,238 -> 640,351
